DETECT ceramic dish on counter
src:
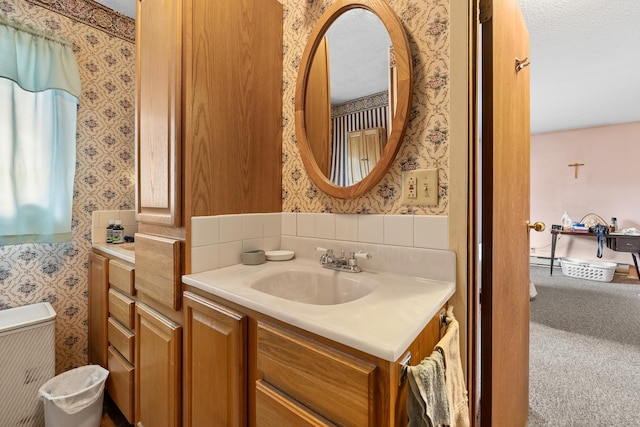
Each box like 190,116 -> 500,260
265,250 -> 295,261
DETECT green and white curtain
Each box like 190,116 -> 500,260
0,15 -> 81,245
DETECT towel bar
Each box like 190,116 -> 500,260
439,311 -> 447,328
398,352 -> 412,386
398,309 -> 448,386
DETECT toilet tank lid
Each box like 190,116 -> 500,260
0,302 -> 56,334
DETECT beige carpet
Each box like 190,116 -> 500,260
527,265 -> 640,426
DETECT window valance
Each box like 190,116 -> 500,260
0,14 -> 81,98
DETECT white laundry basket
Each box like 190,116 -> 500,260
0,302 -> 56,427
560,257 -> 617,282
39,365 -> 109,427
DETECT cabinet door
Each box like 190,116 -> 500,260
183,292 -> 247,427
135,302 -> 181,427
136,0 -> 182,226
88,252 -> 109,368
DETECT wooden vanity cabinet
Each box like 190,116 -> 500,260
135,302 -> 182,427
182,286 -> 444,426
183,292 -> 247,427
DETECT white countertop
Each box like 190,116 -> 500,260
92,243 -> 135,264
182,259 -> 455,362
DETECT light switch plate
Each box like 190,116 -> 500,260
401,169 -> 438,206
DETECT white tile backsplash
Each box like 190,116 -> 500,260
219,214 -> 243,243
192,216 -> 219,248
297,213 -> 315,237
91,210 -> 137,244
315,213 -> 336,239
358,214 -> 384,244
263,213 -> 282,237
242,238 -> 264,252
335,214 -> 358,241
414,216 -> 449,250
189,212 -> 449,272
384,215 -> 414,247
120,210 -> 136,227
191,245 -> 219,273
282,212 -> 297,236
243,214 -> 264,239
264,236 -> 281,251
219,241 -> 243,268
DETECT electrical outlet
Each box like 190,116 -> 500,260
402,169 -> 439,206
407,177 -> 417,199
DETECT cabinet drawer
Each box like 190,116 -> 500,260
109,289 -> 135,329
609,237 -> 640,252
108,317 -> 134,363
256,380 -> 335,427
257,322 -> 376,426
109,259 -> 135,295
107,346 -> 134,425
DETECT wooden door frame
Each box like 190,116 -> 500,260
448,0 -> 479,424
467,0 -> 480,424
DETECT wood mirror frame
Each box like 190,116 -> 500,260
295,0 -> 413,199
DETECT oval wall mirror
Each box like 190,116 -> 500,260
295,0 -> 413,199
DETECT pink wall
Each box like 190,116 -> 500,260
530,121 -> 640,265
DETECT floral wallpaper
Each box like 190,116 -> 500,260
0,0 -> 449,372
281,0 -> 450,215
0,0 -> 135,373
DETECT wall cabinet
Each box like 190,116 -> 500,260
135,302 -> 182,427
136,0 -> 283,230
183,292 -> 247,426
182,287 -> 444,426
136,0 -> 182,226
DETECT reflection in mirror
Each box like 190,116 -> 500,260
296,0 -> 412,199
305,9 -> 393,186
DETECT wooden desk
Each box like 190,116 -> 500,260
550,230 -> 640,276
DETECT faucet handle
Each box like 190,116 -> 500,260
352,251 -> 372,260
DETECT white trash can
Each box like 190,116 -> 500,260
38,365 -> 109,427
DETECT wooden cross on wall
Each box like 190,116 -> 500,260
568,162 -> 585,179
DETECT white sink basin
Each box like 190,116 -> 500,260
250,269 -> 378,305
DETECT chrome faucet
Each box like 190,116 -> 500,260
315,247 -> 372,273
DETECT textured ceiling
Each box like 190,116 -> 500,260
96,0 -> 639,135
518,0 -> 640,134
324,8 -> 391,104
